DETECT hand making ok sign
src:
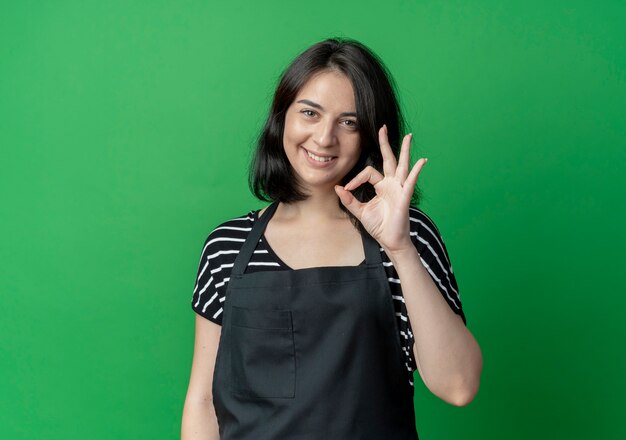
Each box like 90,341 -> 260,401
334,124 -> 428,254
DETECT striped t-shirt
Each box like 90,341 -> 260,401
191,206 -> 466,388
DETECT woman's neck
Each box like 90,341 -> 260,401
276,189 -> 349,224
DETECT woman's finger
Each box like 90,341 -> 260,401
378,125 -> 397,177
403,158 -> 427,197
344,165 -> 384,191
334,185 -> 366,220
396,133 -> 412,181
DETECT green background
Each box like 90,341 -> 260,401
1,0 -> 625,438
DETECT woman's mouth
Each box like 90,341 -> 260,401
302,147 -> 337,165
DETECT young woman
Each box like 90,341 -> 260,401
182,37 -> 482,440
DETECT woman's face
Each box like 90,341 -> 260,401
282,70 -> 361,194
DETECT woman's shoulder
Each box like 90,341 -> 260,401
195,207 -> 262,266
408,205 -> 442,236
407,205 -> 452,262
212,208 -> 259,229
204,208 -> 261,244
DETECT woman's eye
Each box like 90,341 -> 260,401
301,109 -> 316,117
343,120 -> 358,129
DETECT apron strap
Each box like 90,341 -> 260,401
231,200 -> 383,276
232,200 -> 279,277
362,230 -> 383,265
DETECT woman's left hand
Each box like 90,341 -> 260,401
334,124 -> 427,254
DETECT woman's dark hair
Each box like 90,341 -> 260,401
250,37 -> 422,232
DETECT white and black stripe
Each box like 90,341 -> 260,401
191,206 -> 466,388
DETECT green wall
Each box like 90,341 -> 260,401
1,1 -> 624,438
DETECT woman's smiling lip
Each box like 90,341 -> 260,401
301,146 -> 336,158
300,146 -> 338,168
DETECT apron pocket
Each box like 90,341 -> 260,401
229,306 -> 296,399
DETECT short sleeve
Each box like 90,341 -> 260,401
190,233 -> 227,326
409,207 -> 466,325
190,210 -> 261,324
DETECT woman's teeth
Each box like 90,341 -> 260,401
306,150 -> 335,162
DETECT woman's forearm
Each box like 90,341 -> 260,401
181,398 -> 220,440
387,245 -> 483,406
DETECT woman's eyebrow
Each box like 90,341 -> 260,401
296,99 -> 357,117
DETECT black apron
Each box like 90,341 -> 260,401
212,201 -> 419,439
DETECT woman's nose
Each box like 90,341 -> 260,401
314,119 -> 337,148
